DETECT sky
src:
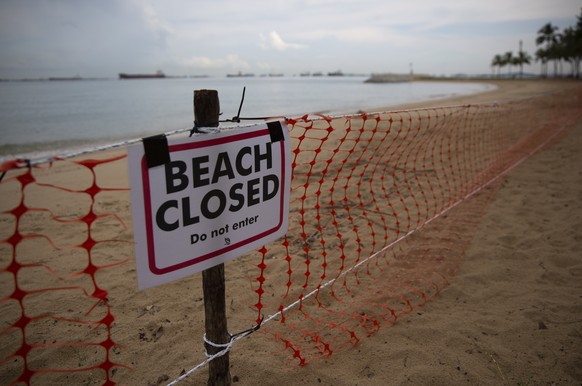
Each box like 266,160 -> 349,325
0,0 -> 580,78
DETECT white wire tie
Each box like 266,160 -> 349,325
203,334 -> 233,358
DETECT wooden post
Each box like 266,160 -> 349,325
194,89 -> 220,128
194,89 -> 232,386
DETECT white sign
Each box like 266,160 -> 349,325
128,121 -> 291,289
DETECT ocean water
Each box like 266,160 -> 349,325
0,76 -> 495,159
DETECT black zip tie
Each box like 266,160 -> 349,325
228,315 -> 264,341
202,316 -> 264,358
219,87 -> 282,123
232,87 -> 246,123
217,87 -> 246,124
190,87 -> 287,134
220,115 -> 289,122
233,116 -> 285,121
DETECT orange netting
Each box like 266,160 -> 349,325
0,155 -> 130,384
249,94 -> 581,365
1,87 -> 581,384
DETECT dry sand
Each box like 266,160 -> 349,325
220,79 -> 582,386
1,79 -> 581,386
282,80 -> 582,385
380,79 -> 577,110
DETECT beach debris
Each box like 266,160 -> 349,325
153,325 -> 164,341
138,325 -> 165,342
137,304 -> 160,317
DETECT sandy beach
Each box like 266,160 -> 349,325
219,80 -> 582,386
274,80 -> 582,386
1,79 -> 581,386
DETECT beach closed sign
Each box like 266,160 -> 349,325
128,121 -> 291,289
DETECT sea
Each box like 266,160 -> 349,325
0,76 -> 495,161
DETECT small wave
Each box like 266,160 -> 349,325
0,136 -> 130,163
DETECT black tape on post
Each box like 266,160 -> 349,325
267,120 -> 284,143
142,134 -> 170,168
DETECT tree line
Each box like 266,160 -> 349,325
491,8 -> 582,78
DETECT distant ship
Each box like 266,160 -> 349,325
119,70 -> 165,79
226,71 -> 255,78
49,75 -> 82,81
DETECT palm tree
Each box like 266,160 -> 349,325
536,23 -> 559,46
502,51 -> 514,77
561,27 -> 574,77
516,51 -> 532,78
536,23 -> 560,77
534,10 -> 582,78
491,54 -> 503,78
553,36 -> 568,77
535,48 -> 549,77
571,8 -> 582,78
512,40 -> 531,78
561,23 -> 582,78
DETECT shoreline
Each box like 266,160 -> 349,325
0,79 -> 571,164
369,78 -> 579,111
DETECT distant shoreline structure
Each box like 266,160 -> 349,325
119,71 -> 165,79
226,71 -> 255,78
364,73 -> 415,83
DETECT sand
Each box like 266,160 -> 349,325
220,80 -> 582,386
380,79 -> 577,110
284,80 -> 582,386
1,79 -> 581,386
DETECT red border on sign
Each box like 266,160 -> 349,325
140,129 -> 287,275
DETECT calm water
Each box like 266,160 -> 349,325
0,77 -> 495,159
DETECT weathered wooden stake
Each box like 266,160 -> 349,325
194,89 -> 232,386
194,89 -> 221,128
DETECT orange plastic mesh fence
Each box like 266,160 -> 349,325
0,155 -> 131,385
249,93 -> 580,365
1,88 -> 580,384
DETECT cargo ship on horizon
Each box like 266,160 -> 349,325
119,70 -> 165,79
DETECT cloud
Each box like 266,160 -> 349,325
259,31 -> 306,51
135,2 -> 175,48
1,0 -> 579,78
